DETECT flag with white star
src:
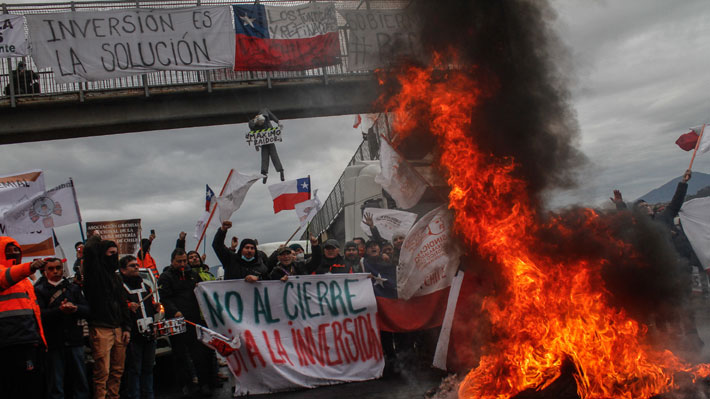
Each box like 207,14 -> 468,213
231,3 -> 341,71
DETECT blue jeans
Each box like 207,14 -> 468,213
47,345 -> 89,399
124,336 -> 156,399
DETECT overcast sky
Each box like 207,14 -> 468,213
1,0 -> 709,267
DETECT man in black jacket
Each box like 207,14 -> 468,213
158,248 -> 215,396
35,258 -> 91,399
119,255 -> 159,399
82,234 -> 132,399
213,220 -> 269,280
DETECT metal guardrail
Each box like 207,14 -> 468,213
0,0 -> 408,106
304,113 -> 389,238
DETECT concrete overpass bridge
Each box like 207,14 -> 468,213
0,0 -> 402,144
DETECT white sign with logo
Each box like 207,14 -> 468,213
397,205 -> 461,300
0,15 -> 29,57
360,207 -> 417,242
195,274 -> 383,395
26,6 -> 235,83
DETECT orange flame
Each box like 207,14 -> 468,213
379,57 -> 709,398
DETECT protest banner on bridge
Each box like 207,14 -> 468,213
397,205 -> 461,300
339,9 -> 423,70
195,274 -> 383,395
360,207 -> 417,242
232,3 -> 340,70
0,15 -> 29,57
0,170 -> 54,260
26,6 -> 235,83
245,127 -> 282,148
86,218 -> 141,256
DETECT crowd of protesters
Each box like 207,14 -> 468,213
0,209 -> 415,398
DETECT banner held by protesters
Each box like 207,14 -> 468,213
195,275 -> 383,395
4,179 -> 81,233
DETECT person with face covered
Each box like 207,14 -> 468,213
0,237 -> 48,399
82,233 -> 132,399
213,220 -> 269,281
158,248 -> 216,396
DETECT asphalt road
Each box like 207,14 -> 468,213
155,294 -> 710,399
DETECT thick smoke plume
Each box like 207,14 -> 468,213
375,0 -> 702,395
405,0 -> 586,208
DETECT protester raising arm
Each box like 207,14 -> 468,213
363,212 -> 386,245
657,169 -> 692,226
610,189 -> 627,210
302,236 -> 322,274
212,221 -> 239,273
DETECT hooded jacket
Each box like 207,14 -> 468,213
306,245 -> 356,274
82,235 -> 131,330
0,236 -> 46,348
212,229 -> 269,280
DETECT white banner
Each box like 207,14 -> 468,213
295,189 -> 321,228
195,274 -> 383,395
0,170 -> 54,259
0,15 -> 29,57
680,197 -> 710,270
374,137 -> 427,210
4,180 -> 80,233
339,9 -> 423,70
360,207 -> 417,242
27,6 -> 235,83
216,171 -> 263,222
397,205 -> 461,300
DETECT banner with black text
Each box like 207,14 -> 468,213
195,274 -> 383,395
26,6 -> 235,83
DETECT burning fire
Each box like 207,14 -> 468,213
379,57 -> 710,398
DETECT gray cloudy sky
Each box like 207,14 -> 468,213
1,0 -> 709,267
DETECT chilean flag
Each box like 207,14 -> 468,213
365,257 -> 450,332
205,185 -> 216,211
232,3 -> 341,71
268,177 -> 311,214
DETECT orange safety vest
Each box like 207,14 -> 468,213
137,251 -> 159,279
0,237 -> 46,348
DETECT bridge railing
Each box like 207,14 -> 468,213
0,0 -> 407,105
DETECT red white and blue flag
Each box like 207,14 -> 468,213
268,177 -> 311,214
194,185 -> 217,239
231,3 -> 341,71
205,185 -> 216,211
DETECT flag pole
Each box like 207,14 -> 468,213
688,124 -> 707,171
284,225 -> 302,246
69,178 -> 86,243
195,169 -> 234,252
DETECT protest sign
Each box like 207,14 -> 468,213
360,207 -> 417,241
195,274 -> 383,395
4,180 -> 81,233
26,6 -> 235,83
339,9 -> 423,70
397,205 -> 461,300
0,15 -> 29,57
86,219 -> 141,255
0,170 -> 54,259
680,197 -> 710,271
245,127 -> 282,148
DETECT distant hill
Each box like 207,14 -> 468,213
638,172 -> 710,203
